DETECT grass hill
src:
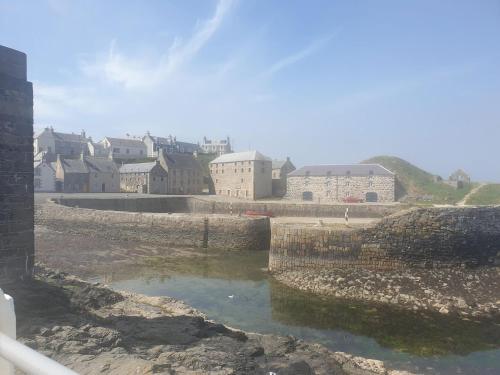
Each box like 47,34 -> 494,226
465,184 -> 500,205
362,155 -> 474,204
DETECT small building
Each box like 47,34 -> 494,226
119,161 -> 168,194
85,157 -> 120,193
101,137 -> 147,160
285,164 -> 395,203
34,127 -> 90,160
55,156 -> 89,193
158,151 -> 204,194
143,133 -> 199,157
272,157 -> 296,197
34,153 -> 56,192
55,155 -> 120,193
209,151 -> 272,200
446,169 -> 471,189
200,136 -> 232,155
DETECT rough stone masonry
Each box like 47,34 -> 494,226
0,45 -> 34,283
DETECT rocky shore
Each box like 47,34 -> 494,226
6,267 -> 414,375
272,266 -> 500,320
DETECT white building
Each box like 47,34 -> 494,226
34,153 -> 56,192
200,137 -> 232,155
34,127 -> 89,159
100,137 -> 147,160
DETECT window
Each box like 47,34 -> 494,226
126,149 -> 130,154
248,168 -> 251,172
241,168 -> 244,173
346,181 -> 350,187
113,148 -> 120,153
153,177 -> 156,182
234,169 -> 237,173
369,181 -> 373,188
241,178 -> 244,183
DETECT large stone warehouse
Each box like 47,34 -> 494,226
285,164 -> 395,203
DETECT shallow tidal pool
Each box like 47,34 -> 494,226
87,249 -> 500,375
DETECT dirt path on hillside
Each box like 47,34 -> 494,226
457,183 -> 486,206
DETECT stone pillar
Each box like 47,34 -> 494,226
0,45 -> 34,283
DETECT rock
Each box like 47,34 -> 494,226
439,307 -> 449,314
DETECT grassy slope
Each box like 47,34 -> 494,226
362,155 -> 473,204
465,184 -> 500,205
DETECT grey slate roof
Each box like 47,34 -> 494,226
60,159 -> 88,174
163,152 -> 202,169
272,160 -> 286,169
288,164 -> 394,177
105,137 -> 146,148
211,151 -> 271,164
120,162 -> 162,174
84,157 -> 118,173
54,132 -> 87,143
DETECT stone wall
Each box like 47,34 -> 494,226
285,175 -> 395,203
0,45 -> 34,283
50,196 -> 403,218
269,206 -> 500,272
36,202 -> 270,251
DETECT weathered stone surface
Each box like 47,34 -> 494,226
270,206 -> 500,272
36,202 -> 271,251
5,267 -> 411,375
0,44 -> 34,283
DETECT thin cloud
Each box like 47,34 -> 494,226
264,33 -> 338,78
83,0 -> 234,89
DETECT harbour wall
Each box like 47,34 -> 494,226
36,202 -> 270,251
270,206 -> 500,271
48,196 -> 403,218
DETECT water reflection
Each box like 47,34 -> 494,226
46,236 -> 499,375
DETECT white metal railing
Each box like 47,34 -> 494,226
0,288 -> 78,375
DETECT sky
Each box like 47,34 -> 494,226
1,0 -> 500,181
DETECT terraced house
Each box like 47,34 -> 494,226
210,151 -> 272,200
158,151 -> 203,194
119,161 -> 168,194
34,127 -> 90,161
285,164 -> 395,203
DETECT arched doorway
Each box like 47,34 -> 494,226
302,191 -> 313,201
366,192 -> 378,202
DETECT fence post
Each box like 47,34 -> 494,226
0,288 -> 16,375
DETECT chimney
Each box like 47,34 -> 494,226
286,156 -> 290,162
81,130 -> 86,139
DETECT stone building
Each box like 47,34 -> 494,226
272,157 -> 296,197
159,151 -> 203,194
143,133 -> 199,157
100,137 -> 147,161
285,164 -> 395,203
200,136 -> 232,155
34,127 -> 89,161
55,155 -> 120,193
85,157 -> 120,193
119,161 -> 168,194
0,45 -> 34,282
34,153 -> 56,192
209,151 -> 272,200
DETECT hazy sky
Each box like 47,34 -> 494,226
1,0 -> 499,180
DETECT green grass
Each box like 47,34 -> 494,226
363,155 -> 474,204
465,184 -> 500,205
